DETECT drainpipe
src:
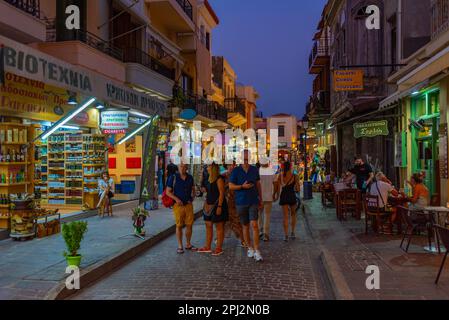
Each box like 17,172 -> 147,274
397,0 -> 403,63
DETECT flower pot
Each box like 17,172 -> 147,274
66,255 -> 82,267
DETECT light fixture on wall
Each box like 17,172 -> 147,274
96,102 -> 105,109
41,98 -> 96,140
67,94 -> 78,105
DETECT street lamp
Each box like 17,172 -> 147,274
302,114 -> 313,200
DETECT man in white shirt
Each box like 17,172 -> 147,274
258,163 -> 279,242
369,172 -> 399,209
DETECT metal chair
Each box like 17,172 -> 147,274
435,225 -> 449,284
364,195 -> 391,234
397,206 -> 432,253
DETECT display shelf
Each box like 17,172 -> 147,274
0,162 -> 30,166
0,122 -> 28,127
0,182 -> 30,187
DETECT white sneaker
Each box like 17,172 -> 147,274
247,248 -> 255,258
254,250 -> 263,262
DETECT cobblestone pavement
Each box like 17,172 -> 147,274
304,195 -> 449,300
0,200 -> 203,300
71,203 -> 333,300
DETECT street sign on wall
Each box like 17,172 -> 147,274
333,70 -> 364,91
353,120 -> 389,139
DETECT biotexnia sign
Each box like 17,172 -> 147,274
353,120 -> 389,139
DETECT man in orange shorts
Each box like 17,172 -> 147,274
166,163 -> 197,254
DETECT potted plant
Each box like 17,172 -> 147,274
132,207 -> 149,236
62,221 -> 88,267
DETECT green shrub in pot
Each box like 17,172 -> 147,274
62,221 -> 88,267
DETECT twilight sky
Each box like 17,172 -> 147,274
210,0 -> 327,119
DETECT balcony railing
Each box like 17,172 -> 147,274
3,0 -> 40,18
176,0 -> 193,21
46,21 -> 123,61
224,98 -> 246,118
431,0 -> 449,40
307,91 -> 330,116
123,47 -> 175,81
173,87 -> 228,123
309,38 -> 329,69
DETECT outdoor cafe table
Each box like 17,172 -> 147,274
422,206 -> 449,253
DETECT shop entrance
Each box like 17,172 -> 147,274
411,90 -> 440,201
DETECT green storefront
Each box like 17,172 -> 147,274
410,89 -> 440,198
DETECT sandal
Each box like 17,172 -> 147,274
185,245 -> 198,252
177,248 -> 185,254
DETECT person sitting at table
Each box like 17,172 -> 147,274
369,172 -> 399,210
377,172 -> 393,186
407,173 -> 430,209
325,171 -> 337,185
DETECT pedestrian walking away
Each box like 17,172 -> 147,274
229,150 -> 264,262
258,162 -> 280,242
280,162 -> 300,241
198,163 -> 229,256
166,163 -> 198,254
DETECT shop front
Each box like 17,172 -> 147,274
0,35 -> 168,227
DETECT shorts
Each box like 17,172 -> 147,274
236,204 -> 259,226
173,203 -> 194,227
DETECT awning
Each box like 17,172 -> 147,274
335,104 -> 400,127
379,79 -> 430,109
398,45 -> 449,90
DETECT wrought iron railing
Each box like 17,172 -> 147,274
173,86 -> 228,123
175,0 -> 193,21
309,38 -> 329,69
224,98 -> 246,117
431,0 -> 449,40
45,20 -> 123,61
123,47 -> 175,80
3,0 -> 40,18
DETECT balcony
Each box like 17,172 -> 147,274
46,23 -> 123,61
0,0 -> 46,43
225,98 -> 247,127
147,0 -> 195,33
431,0 -> 449,40
123,47 -> 175,81
306,91 -> 331,121
39,20 -> 126,81
173,87 -> 228,124
309,37 -> 330,74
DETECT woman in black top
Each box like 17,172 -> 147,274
198,163 -> 228,256
280,162 -> 300,242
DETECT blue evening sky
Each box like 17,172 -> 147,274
210,0 -> 327,118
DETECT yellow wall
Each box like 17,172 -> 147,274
108,135 -> 143,184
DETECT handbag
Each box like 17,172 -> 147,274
203,200 -> 219,217
162,175 -> 177,208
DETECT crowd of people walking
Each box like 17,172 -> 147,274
163,150 -> 301,262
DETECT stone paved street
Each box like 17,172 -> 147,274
71,203 -> 333,300
0,200 -> 203,300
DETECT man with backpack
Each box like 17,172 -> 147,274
166,163 -> 198,254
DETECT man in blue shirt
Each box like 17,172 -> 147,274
166,163 -> 197,254
229,150 -> 263,262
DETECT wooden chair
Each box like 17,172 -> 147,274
435,226 -> 449,284
364,195 -> 391,234
338,189 -> 359,221
321,183 -> 335,208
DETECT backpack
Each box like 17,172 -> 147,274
162,175 -> 176,208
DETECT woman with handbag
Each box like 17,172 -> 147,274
280,162 -> 300,241
98,171 -> 115,217
198,163 -> 229,256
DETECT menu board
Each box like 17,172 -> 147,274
439,123 -> 448,179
